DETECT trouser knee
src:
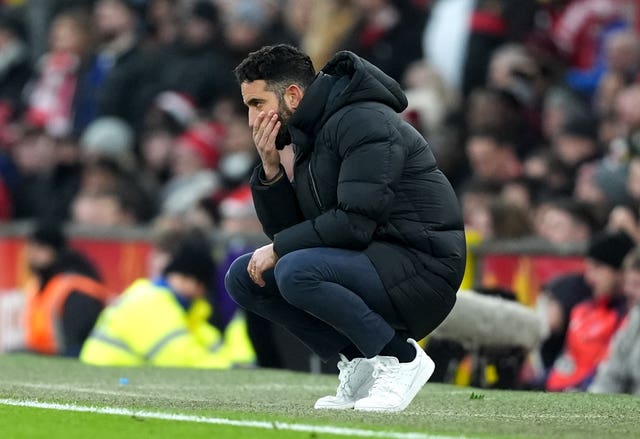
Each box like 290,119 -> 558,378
224,253 -> 254,307
274,251 -> 315,307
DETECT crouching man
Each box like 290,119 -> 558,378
225,45 -> 466,412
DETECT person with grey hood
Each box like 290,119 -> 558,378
225,45 -> 466,412
590,246 -> 640,395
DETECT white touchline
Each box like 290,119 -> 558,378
0,398 -> 470,439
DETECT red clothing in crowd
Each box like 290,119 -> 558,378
0,179 -> 11,220
546,294 -> 627,391
551,0 -> 639,69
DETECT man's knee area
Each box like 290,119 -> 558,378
274,253 -> 305,288
224,254 -> 252,301
274,252 -> 319,303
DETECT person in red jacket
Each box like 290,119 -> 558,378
546,230 -> 635,391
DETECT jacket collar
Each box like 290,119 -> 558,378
288,72 -> 338,152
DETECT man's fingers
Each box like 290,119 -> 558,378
248,258 -> 265,286
257,113 -> 279,146
255,270 -> 265,287
247,260 -> 255,279
253,111 -> 266,134
249,263 -> 265,287
267,121 -> 281,145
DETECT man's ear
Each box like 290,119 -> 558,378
285,84 -> 304,110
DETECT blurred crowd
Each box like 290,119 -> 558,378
0,0 -> 637,242
2,0 -> 640,391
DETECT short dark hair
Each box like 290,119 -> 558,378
234,44 -> 316,97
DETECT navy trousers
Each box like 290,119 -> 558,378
225,247 -> 405,361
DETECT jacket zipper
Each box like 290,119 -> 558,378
308,161 -> 324,211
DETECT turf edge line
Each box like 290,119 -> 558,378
0,398 -> 470,439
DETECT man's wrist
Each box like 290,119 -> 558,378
263,164 -> 281,180
260,166 -> 284,185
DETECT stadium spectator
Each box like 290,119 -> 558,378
459,178 -> 500,237
557,0 -> 638,96
72,0 -> 156,133
593,30 -> 640,118
610,84 -> 640,160
0,13 -> 30,124
589,246 -> 640,395
465,128 -> 523,183
460,0 -> 538,96
25,9 -> 91,138
77,157 -> 126,194
485,200 -> 534,241
138,90 -> 198,199
226,44 -> 465,412
79,116 -> 136,171
523,149 -> 574,198
466,88 -> 530,155
213,108 -> 259,205
10,123 -> 82,221
500,177 -> 536,210
534,198 -> 597,245
24,222 -> 110,357
401,61 -> 461,177
536,273 -> 592,376
540,87 -> 590,142
546,230 -> 634,392
159,121 -> 223,217
143,0 -> 180,48
574,160 -> 630,208
340,0 -> 427,84
222,0 -> 274,69
551,115 -> 602,177
158,0 -> 235,110
606,204 -> 640,242
71,188 -> 138,227
80,238 -> 255,368
77,155 -> 155,222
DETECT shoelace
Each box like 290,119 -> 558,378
370,362 -> 399,396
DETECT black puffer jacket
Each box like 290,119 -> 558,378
250,51 -> 466,338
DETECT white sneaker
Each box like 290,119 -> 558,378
354,338 -> 435,412
314,354 -> 374,410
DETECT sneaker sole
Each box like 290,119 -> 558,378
354,353 -> 435,412
314,400 -> 355,410
314,374 -> 375,410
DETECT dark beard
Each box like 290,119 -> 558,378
275,122 -> 291,150
275,106 -> 293,150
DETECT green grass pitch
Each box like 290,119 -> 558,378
1,354 -> 639,439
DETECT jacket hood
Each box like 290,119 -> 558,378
321,51 -> 408,114
289,51 -> 407,142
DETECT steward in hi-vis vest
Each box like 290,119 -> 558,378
80,241 -> 255,368
24,223 -> 110,356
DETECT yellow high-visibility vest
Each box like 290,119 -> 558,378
80,279 -> 255,368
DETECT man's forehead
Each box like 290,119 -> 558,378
241,80 -> 269,98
